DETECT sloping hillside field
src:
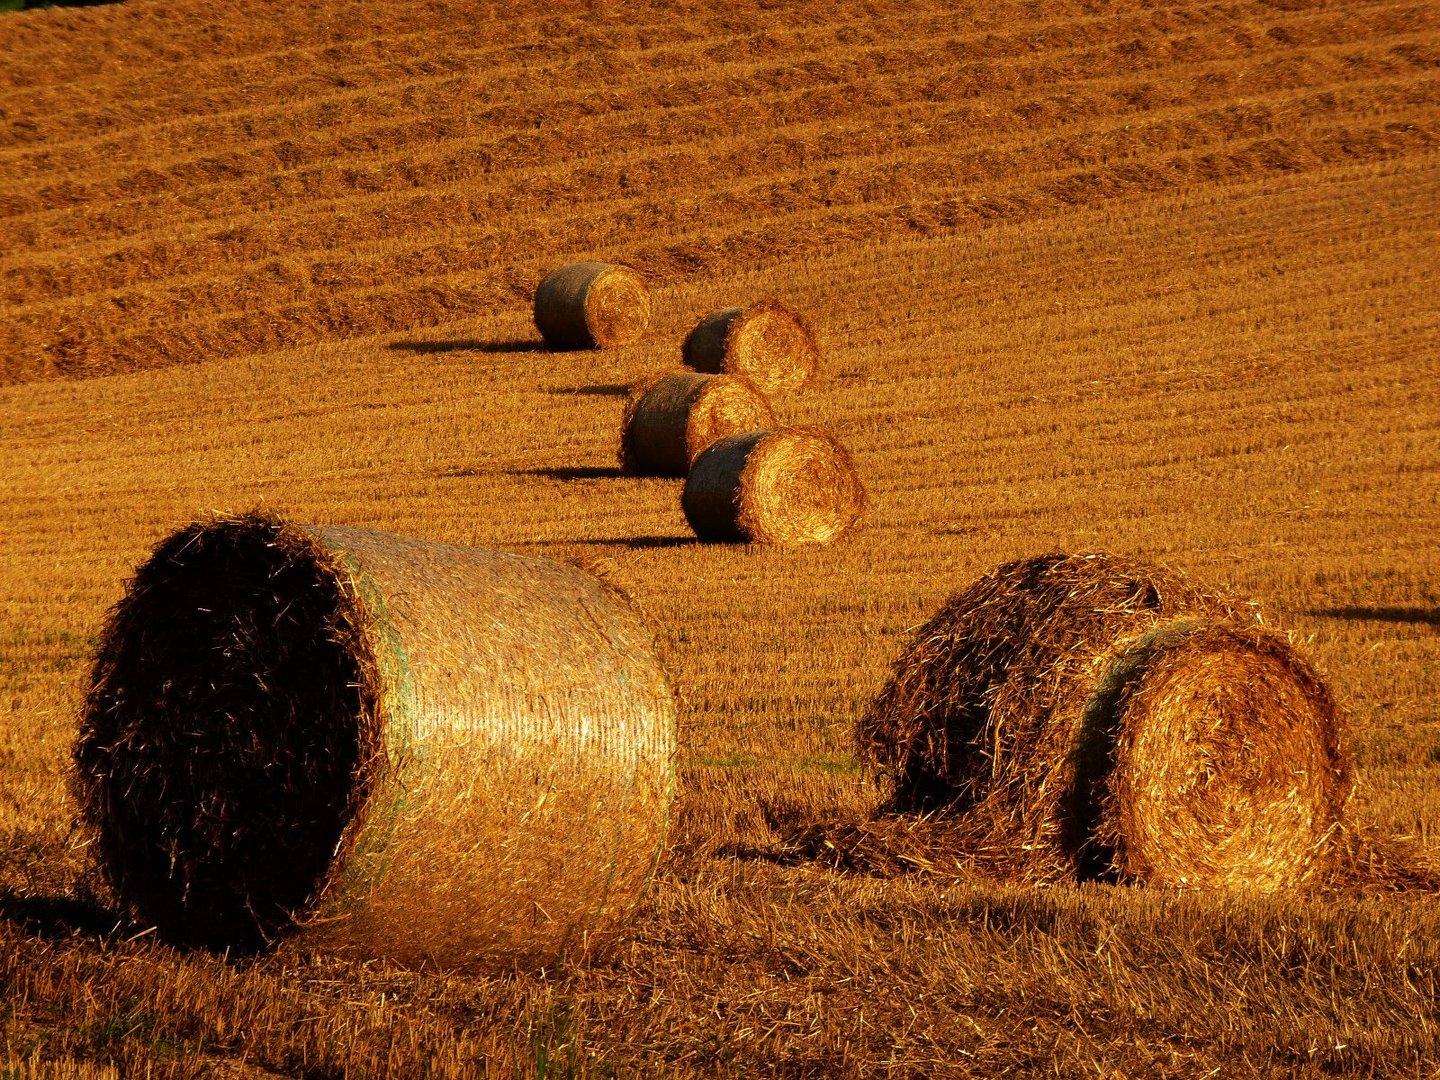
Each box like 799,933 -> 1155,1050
2,0 -> 1438,1074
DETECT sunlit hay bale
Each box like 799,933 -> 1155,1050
682,428 -> 865,546
857,552 -> 1351,889
619,371 -> 775,477
681,300 -> 819,393
533,262 -> 651,349
73,514 -> 676,970
1096,622 -> 1349,887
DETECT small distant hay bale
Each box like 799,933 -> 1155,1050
857,552 -> 1351,889
619,371 -> 774,477
533,262 -> 651,349
682,428 -> 865,545
682,300 -> 819,393
74,514 -> 676,970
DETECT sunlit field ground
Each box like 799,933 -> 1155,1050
1,0 -> 1437,1074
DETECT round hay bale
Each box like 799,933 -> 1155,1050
73,514 -> 677,970
533,262 -> 651,349
857,552 -> 1350,888
681,300 -> 819,393
682,428 -> 865,546
619,371 -> 775,477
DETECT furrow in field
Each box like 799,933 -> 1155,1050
7,58 -> 1433,308
0,0 -> 1252,151
4,114 -> 1432,383
0,0 -> 1326,109
3,34 -> 1432,314
1,0 -> 1419,213
7,74 -> 1435,320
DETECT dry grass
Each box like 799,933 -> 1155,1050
0,0 -> 1438,1073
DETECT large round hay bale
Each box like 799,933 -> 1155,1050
682,428 -> 865,545
620,371 -> 774,477
533,261 -> 651,349
682,300 -> 819,393
73,515 -> 676,970
857,552 -> 1350,888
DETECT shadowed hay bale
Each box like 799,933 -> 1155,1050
682,428 -> 865,546
682,300 -> 819,393
73,514 -> 676,970
857,552 -> 1351,889
619,371 -> 774,477
533,262 -> 651,349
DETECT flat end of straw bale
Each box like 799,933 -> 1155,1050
1095,622 -> 1351,889
73,512 -> 381,951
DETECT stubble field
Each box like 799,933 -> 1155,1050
1,0 -> 1438,1075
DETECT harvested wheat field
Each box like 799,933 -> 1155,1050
1,0 -> 1438,1074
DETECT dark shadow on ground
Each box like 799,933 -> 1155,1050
581,536 -> 697,550
513,466 -> 627,481
3,0 -> 123,9
548,384 -> 629,396
389,340 -> 550,355
714,843 -> 807,867
0,890 -> 123,942
1305,606 -> 1439,626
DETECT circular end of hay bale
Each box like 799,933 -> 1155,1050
620,371 -> 774,476
682,301 -> 818,393
534,262 -> 651,349
682,428 -> 865,545
1098,624 -> 1349,889
73,516 -> 379,951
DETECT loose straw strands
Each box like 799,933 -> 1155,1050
856,552 -> 1351,889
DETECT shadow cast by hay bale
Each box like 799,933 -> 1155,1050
513,466 -> 627,481
1305,606 -> 1439,626
547,384 -> 630,397
581,536 -> 697,550
388,340 -> 550,354
0,891 -> 123,942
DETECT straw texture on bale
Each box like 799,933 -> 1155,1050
682,300 -> 819,393
682,428 -> 865,546
533,262 -> 651,349
857,552 -> 1351,889
619,371 -> 775,477
74,515 -> 676,970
